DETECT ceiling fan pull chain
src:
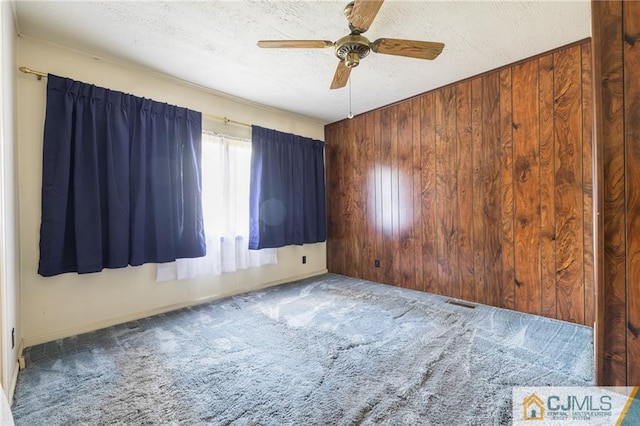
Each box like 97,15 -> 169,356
348,77 -> 354,119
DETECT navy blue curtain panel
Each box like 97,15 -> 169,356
38,75 -> 205,277
249,126 -> 326,249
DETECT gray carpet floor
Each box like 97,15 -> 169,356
12,273 -> 593,425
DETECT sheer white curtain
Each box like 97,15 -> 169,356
157,132 -> 277,281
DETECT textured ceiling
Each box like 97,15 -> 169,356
14,1 -> 591,124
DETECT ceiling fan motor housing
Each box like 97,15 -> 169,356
335,34 -> 371,68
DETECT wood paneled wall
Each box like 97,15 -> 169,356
325,40 -> 594,326
592,0 -> 640,386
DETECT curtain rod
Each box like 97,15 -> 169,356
19,66 -> 47,80
203,114 -> 251,128
18,65 -> 253,128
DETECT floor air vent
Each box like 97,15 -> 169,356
446,299 -> 476,309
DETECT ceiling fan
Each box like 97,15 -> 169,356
257,0 -> 444,90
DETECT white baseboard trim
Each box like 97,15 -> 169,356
22,269 -> 328,348
7,363 -> 18,405
8,340 -> 25,404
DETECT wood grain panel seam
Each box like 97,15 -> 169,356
454,87 -> 461,299
622,0 -> 629,386
510,69 -> 517,310
477,80 -> 486,303
539,57 -> 545,318
583,43 -> 589,320
580,48 -> 587,325
551,58 -> 558,321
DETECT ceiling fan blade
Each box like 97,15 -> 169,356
371,38 -> 445,60
330,61 -> 351,90
349,0 -> 384,33
257,40 -> 334,48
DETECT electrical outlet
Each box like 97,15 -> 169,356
374,259 -> 380,268
302,256 -> 307,264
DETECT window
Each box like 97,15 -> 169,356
157,131 -> 276,281
202,132 -> 251,242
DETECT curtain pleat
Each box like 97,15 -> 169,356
38,75 -> 205,277
249,126 -> 326,249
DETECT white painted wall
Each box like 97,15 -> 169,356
0,1 -> 20,399
17,36 -> 327,347
0,384 -> 14,426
